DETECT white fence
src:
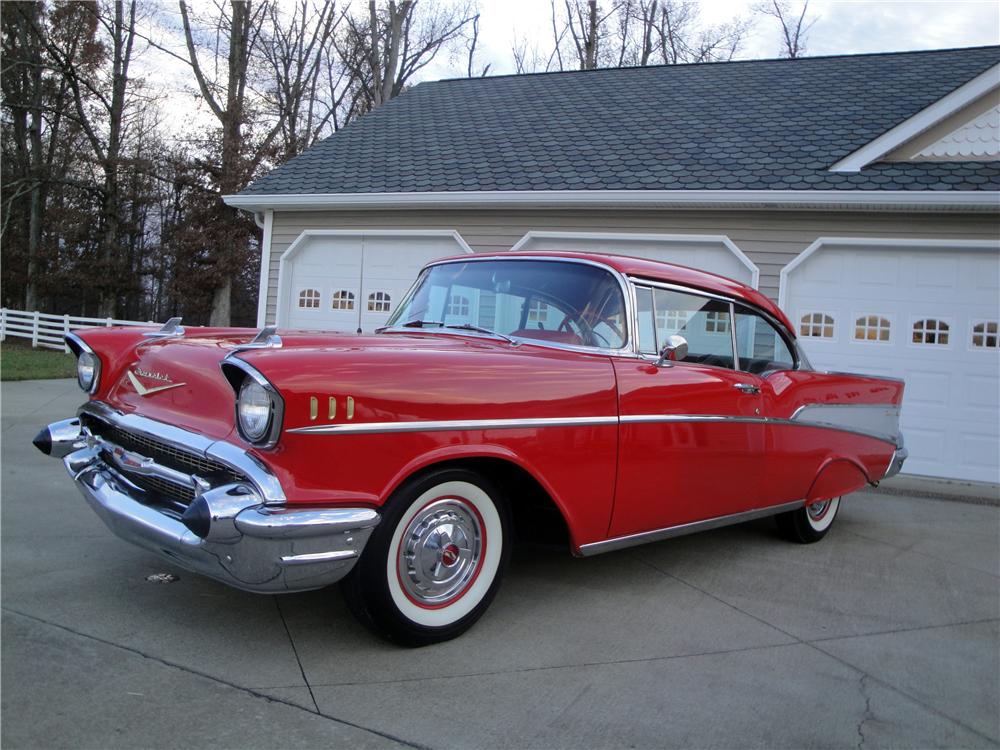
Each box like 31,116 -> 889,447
0,308 -> 158,352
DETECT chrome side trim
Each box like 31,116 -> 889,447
824,370 -> 906,384
288,415 -> 619,435
78,401 -> 286,505
287,411 -> 900,444
579,500 -> 805,556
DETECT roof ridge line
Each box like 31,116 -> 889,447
424,44 -> 1000,86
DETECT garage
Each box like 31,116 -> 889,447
780,238 -> 1000,483
275,230 -> 472,332
511,231 -> 760,288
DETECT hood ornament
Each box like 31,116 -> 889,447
126,368 -> 186,397
143,317 -> 184,339
231,326 -> 282,352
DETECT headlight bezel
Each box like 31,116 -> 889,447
66,332 -> 101,394
222,358 -> 284,449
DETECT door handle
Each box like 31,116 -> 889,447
733,383 -> 761,395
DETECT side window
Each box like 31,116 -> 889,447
635,286 -> 735,368
734,306 -> 795,375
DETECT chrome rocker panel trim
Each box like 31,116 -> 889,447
45,408 -> 380,593
579,499 -> 805,556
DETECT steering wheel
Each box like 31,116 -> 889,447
559,314 -> 618,348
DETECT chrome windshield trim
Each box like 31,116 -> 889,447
579,499 -> 805,556
78,401 -> 286,505
288,415 -> 619,436
379,255 -> 636,357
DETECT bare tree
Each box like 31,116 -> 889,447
30,1 -> 143,316
534,0 -> 749,73
757,0 -> 815,59
337,0 -> 480,114
258,0 -> 345,160
178,0 -> 281,325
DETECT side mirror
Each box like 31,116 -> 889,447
655,335 -> 688,367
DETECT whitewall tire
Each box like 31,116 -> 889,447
776,497 -> 841,544
342,468 -> 511,646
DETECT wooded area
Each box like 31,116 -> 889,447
1,0 -> 811,326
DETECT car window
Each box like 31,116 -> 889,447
734,306 -> 795,375
635,286 -> 735,369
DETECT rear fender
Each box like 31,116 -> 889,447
806,457 -> 871,503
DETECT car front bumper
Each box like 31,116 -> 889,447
36,406 -> 379,593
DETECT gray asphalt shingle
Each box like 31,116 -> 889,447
241,46 -> 1000,195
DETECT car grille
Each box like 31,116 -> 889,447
82,416 -> 249,510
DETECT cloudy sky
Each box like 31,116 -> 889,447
139,0 -> 1000,135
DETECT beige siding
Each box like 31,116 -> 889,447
265,208 -> 999,324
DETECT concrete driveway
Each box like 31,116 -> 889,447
3,379 -> 998,749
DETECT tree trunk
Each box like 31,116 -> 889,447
209,276 -> 232,326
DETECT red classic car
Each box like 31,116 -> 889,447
35,252 -> 906,645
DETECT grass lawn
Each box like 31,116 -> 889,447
1,340 -> 76,381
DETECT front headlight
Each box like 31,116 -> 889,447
237,378 -> 273,442
77,351 -> 98,392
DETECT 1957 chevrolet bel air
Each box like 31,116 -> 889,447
34,252 -> 907,645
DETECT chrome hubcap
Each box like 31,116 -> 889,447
398,498 -> 483,606
807,499 -> 831,521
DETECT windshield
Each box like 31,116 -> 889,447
384,260 -> 628,350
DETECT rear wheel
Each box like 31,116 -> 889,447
342,467 -> 511,646
776,497 -> 841,544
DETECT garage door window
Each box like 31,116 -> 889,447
298,289 -> 320,309
800,312 -> 834,339
854,315 -> 891,343
972,321 -> 998,348
331,290 -> 355,310
368,291 -> 391,313
912,319 -> 949,345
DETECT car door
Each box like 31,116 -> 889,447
609,284 -> 765,538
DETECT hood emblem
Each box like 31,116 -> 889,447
127,369 -> 185,397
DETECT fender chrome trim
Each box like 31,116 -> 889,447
288,415 -> 619,435
288,411 -> 900,446
579,499 -> 806,556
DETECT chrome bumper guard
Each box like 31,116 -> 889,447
38,405 -> 379,593
882,444 -> 908,480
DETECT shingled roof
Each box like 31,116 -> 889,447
241,45 -> 1000,196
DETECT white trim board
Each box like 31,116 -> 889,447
829,63 -> 1000,173
778,236 -> 1000,309
255,209 -> 274,327
273,229 -> 474,327
224,189 -> 1000,213
510,230 -> 760,289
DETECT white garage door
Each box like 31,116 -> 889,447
511,232 -> 759,288
782,239 -> 1000,483
278,231 -> 472,332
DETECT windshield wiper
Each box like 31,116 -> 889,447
375,320 -> 443,333
443,323 -> 519,346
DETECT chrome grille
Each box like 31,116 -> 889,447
83,416 -> 249,509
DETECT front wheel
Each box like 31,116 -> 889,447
776,497 -> 841,544
341,468 -> 511,646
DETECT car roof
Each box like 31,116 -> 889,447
428,251 -> 795,334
